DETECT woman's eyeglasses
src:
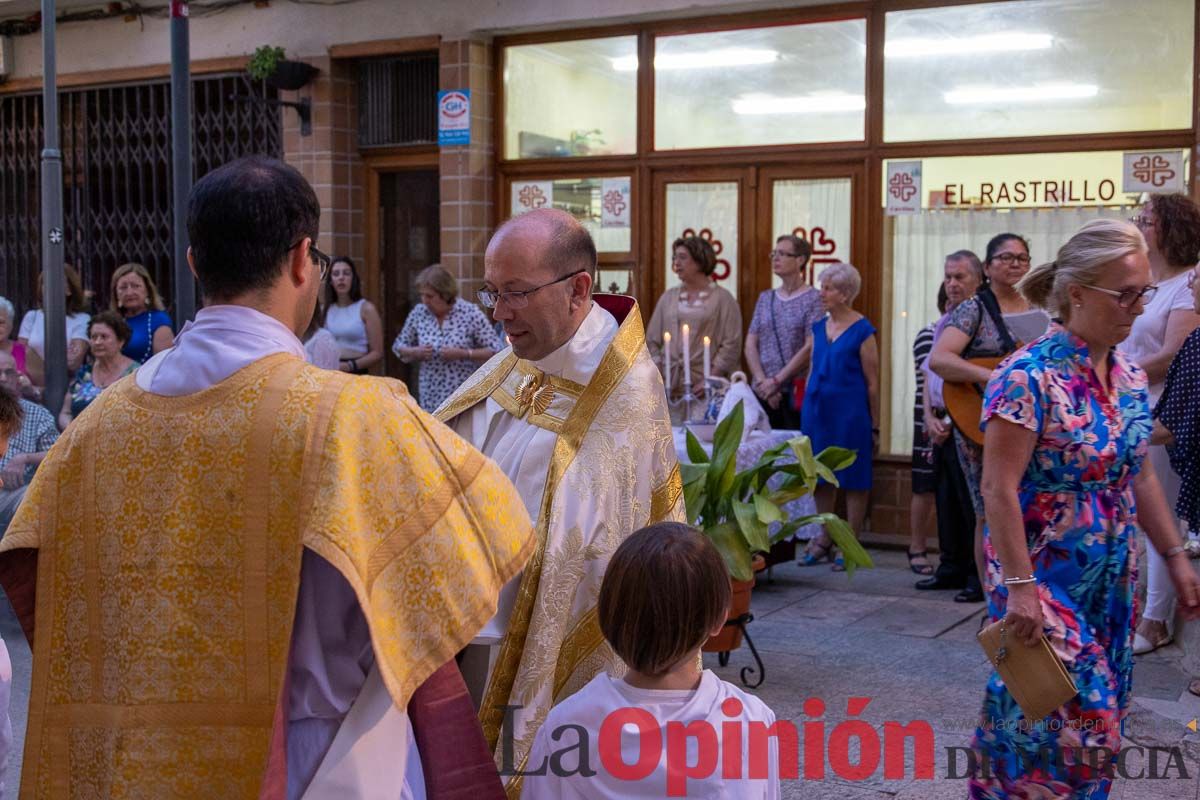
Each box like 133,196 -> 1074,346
1080,283 -> 1158,308
1128,214 -> 1154,229
990,253 -> 1031,267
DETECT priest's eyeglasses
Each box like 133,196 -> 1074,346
477,270 -> 586,309
291,237 -> 331,283
1080,283 -> 1158,308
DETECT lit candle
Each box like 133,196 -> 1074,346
663,331 -> 672,393
681,324 -> 691,387
703,336 -> 711,386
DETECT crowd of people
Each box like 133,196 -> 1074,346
0,154 -> 1199,797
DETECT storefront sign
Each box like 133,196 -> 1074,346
938,179 -> 1117,207
437,89 -> 471,146
886,161 -> 921,216
1123,150 -> 1184,193
511,180 -> 553,215
600,177 -> 631,228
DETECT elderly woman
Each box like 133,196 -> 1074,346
58,311 -> 137,431
798,263 -> 879,571
745,235 -> 825,430
323,256 -> 384,374
19,264 -> 91,391
646,235 -> 742,412
0,298 -> 34,400
1121,193 -> 1200,655
110,262 -> 175,363
392,264 -> 502,412
929,233 -> 1050,603
971,220 -> 1200,799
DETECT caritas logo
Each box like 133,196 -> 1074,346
441,92 -> 469,118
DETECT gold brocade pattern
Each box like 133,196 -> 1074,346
449,303 -> 685,798
2,355 -> 535,799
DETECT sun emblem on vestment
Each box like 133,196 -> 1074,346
515,372 -> 556,417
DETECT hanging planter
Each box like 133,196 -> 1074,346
247,46 -> 318,91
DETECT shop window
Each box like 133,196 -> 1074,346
880,149 -> 1190,455
654,19 -> 866,151
508,176 -> 633,253
503,37 -> 638,160
884,0 -> 1195,142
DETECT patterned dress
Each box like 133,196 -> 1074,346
970,325 -> 1149,800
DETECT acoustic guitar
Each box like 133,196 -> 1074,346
942,356 -> 1006,446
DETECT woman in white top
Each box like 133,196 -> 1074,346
18,264 -> 91,394
1122,193 -> 1200,655
322,256 -> 383,374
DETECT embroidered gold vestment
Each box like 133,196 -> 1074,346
435,296 -> 684,796
0,355 -> 534,798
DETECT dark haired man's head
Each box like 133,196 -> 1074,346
186,156 -> 323,335
484,208 -> 595,360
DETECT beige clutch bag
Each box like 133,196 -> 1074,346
978,619 -> 1077,721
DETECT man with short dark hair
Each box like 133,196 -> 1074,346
0,156 -> 535,798
0,349 -> 57,536
435,208 -> 683,791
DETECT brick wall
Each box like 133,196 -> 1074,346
867,459 -> 913,538
438,40 -> 494,294
282,56 -> 366,271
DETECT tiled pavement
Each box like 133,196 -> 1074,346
705,549 -> 1200,800
0,549 -> 1196,798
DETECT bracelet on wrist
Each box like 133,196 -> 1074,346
1003,575 -> 1037,586
1162,544 -> 1187,559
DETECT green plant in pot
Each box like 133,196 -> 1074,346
681,400 -> 874,650
247,46 -> 318,91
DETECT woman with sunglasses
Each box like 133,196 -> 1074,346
928,233 -> 1050,603
1122,193 -> 1200,656
971,219 -> 1199,798
323,255 -> 384,375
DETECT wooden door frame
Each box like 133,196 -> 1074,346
362,148 -> 440,313
649,166 -> 760,326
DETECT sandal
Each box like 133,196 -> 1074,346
907,549 -> 934,576
799,539 -> 834,566
1189,679 -> 1200,698
832,554 -> 846,572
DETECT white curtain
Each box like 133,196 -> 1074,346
772,178 -> 853,285
886,205 -> 1134,455
664,182 -> 740,298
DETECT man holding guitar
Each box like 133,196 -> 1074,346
928,233 -> 1050,603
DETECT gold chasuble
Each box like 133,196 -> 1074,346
0,355 -> 535,798
435,295 -> 684,795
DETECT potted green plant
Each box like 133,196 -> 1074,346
247,46 -> 318,91
681,401 -> 873,652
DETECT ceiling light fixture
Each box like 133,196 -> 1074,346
732,93 -> 866,115
943,83 -> 1098,104
886,32 -> 1053,58
612,48 -> 779,72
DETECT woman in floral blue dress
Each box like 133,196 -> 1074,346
971,220 -> 1200,799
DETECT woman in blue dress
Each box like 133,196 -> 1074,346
799,262 -> 879,571
111,262 -> 174,363
972,220 -> 1200,799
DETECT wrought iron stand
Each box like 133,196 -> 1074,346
715,612 -> 764,688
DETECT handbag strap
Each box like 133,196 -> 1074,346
975,285 -> 1017,353
768,292 -> 789,371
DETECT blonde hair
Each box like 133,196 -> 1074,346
415,264 -> 458,304
818,262 -> 862,303
1018,219 -> 1147,318
110,263 -> 166,313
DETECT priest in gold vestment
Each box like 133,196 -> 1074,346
0,157 -> 535,799
433,209 -> 684,795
